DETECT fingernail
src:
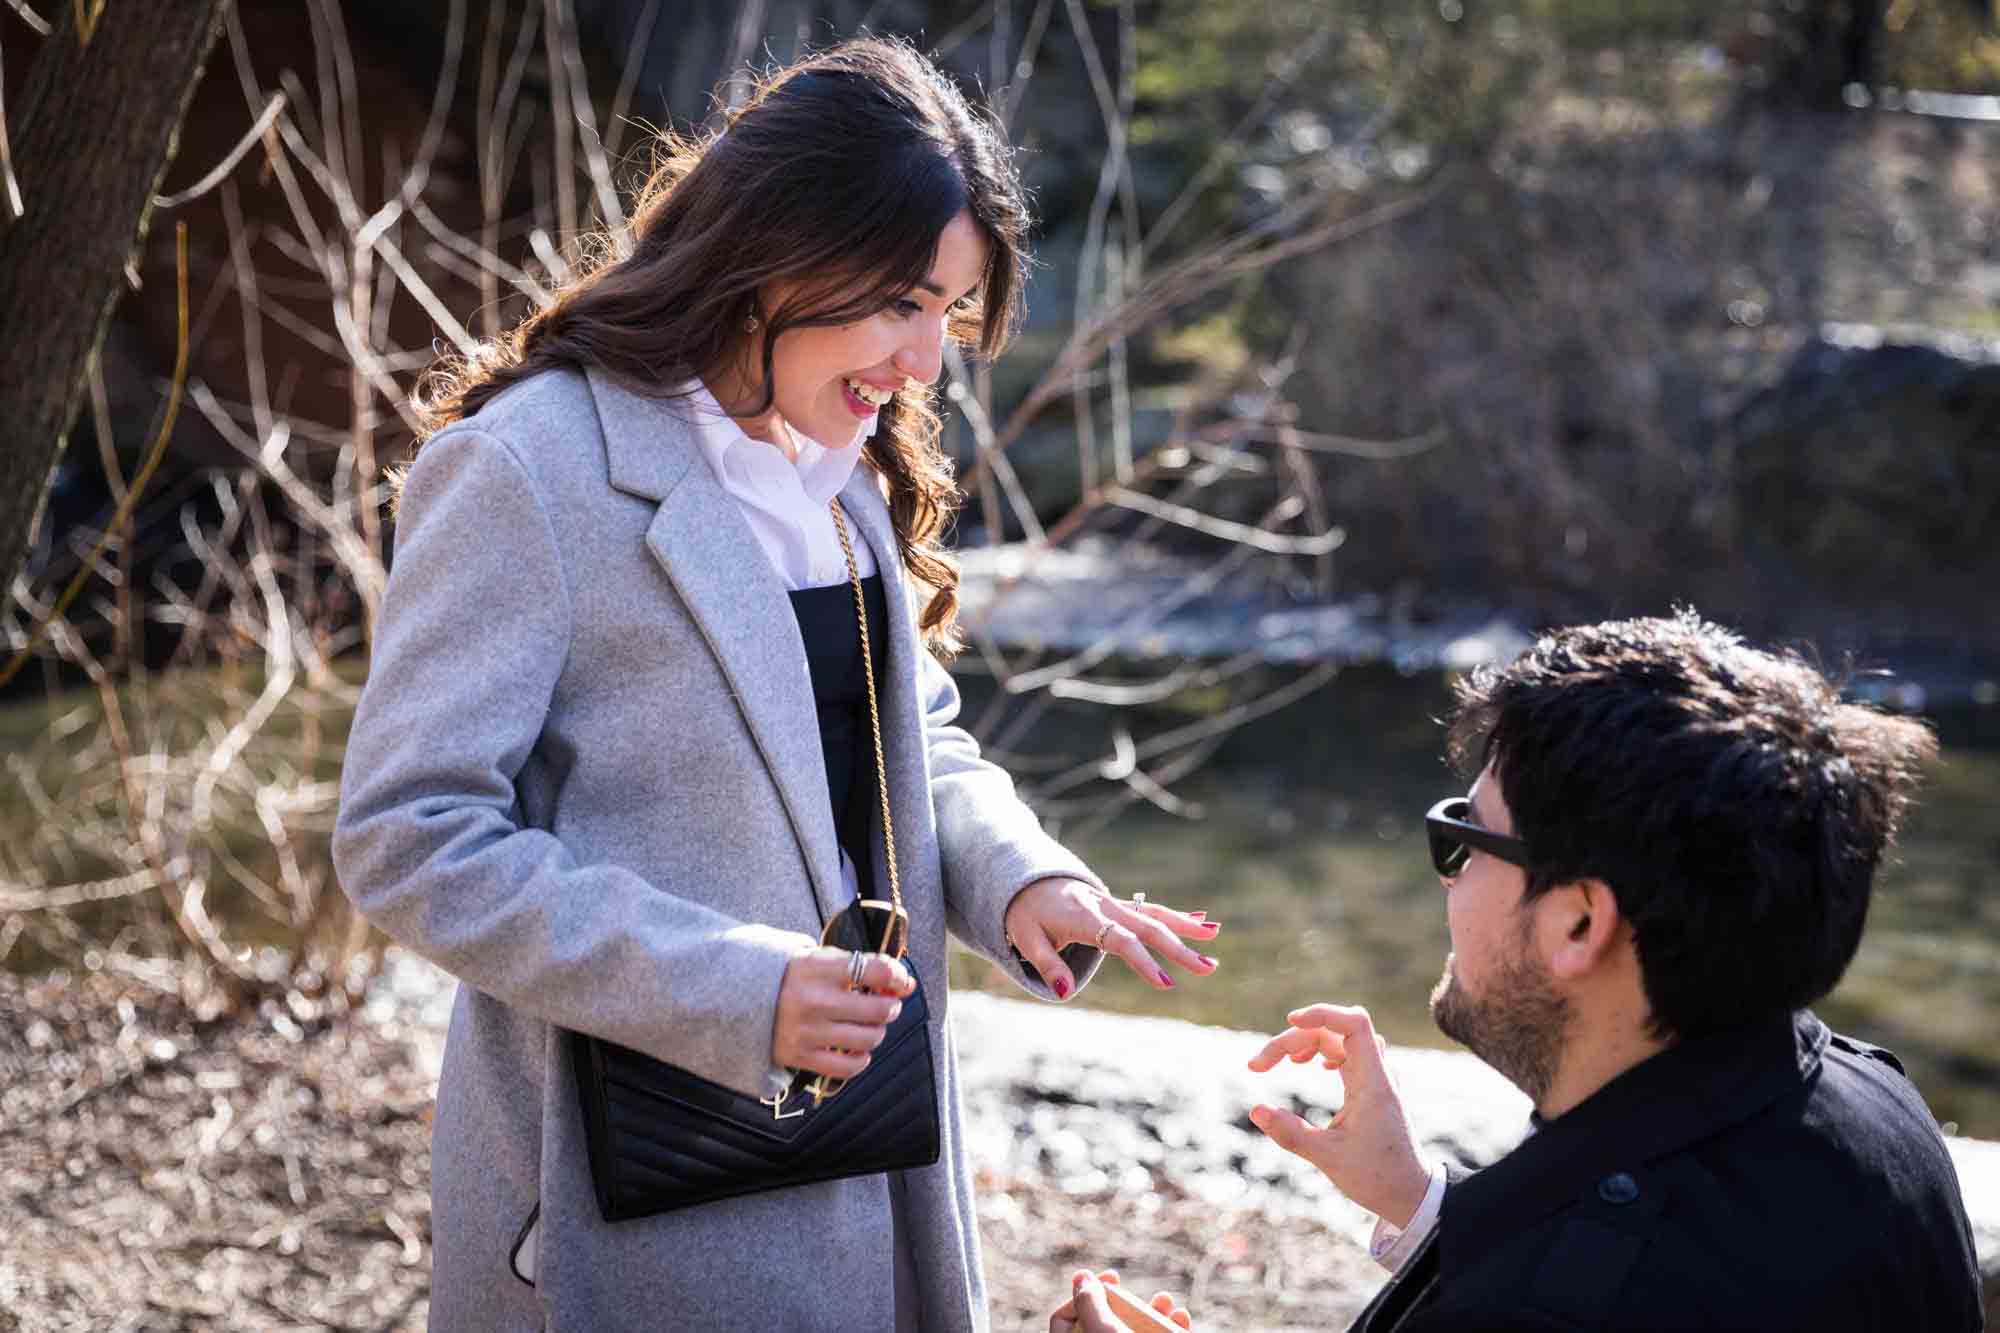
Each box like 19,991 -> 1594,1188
1053,977 -> 1071,999
1157,970 -> 1175,989
1198,920 -> 1221,933
889,1004 -> 903,1021
1198,954 -> 1218,968
1189,911 -> 1207,919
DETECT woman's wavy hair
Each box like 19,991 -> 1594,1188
411,36 -> 1032,655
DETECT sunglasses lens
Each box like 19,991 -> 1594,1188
1430,833 -> 1469,877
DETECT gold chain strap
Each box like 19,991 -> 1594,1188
828,500 -> 900,919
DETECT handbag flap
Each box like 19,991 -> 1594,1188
596,976 -> 931,1147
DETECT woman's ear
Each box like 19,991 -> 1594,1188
1543,879 -> 1624,980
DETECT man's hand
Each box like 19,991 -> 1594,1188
1049,1270 -> 1192,1332
1247,1003 -> 1430,1226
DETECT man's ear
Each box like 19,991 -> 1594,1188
1541,879 -> 1625,980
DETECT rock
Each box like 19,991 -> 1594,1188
1729,322 -> 2000,586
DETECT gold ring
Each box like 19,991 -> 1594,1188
1093,921 -> 1114,949
847,950 -> 869,992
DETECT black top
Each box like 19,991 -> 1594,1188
787,574 -> 889,901
1349,1010 -> 1984,1332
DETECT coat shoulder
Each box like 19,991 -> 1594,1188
432,366 -> 607,494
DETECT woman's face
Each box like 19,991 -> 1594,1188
732,208 -> 990,451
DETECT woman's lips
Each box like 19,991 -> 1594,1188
840,381 -> 881,418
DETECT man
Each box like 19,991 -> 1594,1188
1054,612 -> 1983,1332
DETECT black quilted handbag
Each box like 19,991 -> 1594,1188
569,900 -> 940,1220
567,499 -> 941,1221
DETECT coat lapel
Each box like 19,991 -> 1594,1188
586,367 -> 848,928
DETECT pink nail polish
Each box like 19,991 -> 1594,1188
1199,954 -> 1217,968
1189,911 -> 1207,919
1158,970 -> 1175,989
1053,978 -> 1071,999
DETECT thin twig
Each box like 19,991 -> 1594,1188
153,93 -> 288,210
4,0 -> 50,37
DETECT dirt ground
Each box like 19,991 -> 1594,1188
0,968 -> 1377,1333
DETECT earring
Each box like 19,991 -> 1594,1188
744,313 -> 760,333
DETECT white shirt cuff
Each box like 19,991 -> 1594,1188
1366,1162 -> 1447,1274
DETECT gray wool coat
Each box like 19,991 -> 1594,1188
332,366 -> 1107,1332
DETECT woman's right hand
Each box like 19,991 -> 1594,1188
771,946 -> 917,1079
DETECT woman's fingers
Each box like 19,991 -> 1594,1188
1102,899 -> 1218,977
792,1044 -> 872,1080
1087,914 -> 1178,989
811,1020 -> 896,1053
1011,920 -> 1077,1000
857,952 -> 916,997
773,946 -> 916,1069
1132,898 -> 1220,942
802,946 -> 915,996
1003,878 -> 1218,996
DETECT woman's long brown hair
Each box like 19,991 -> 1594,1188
411,37 -> 1031,656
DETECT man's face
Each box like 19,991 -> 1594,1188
1428,766 -> 1571,1104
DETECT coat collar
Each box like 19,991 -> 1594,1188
584,366 -> 917,928
589,366 -> 701,504
1441,1009 -> 1827,1269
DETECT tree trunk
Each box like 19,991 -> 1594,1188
0,0 -> 230,601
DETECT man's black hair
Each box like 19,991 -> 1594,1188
1447,610 -> 1937,1041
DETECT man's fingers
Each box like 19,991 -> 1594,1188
1247,1026 -> 1345,1072
1248,1103 -> 1320,1160
1285,1004 -> 1389,1085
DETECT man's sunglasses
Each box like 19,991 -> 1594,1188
1425,797 -> 1530,877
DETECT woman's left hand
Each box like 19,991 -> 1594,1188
1004,877 -> 1218,998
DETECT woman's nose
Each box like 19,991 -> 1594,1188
892,320 -> 945,387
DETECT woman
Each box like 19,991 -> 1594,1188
333,36 -> 1219,1332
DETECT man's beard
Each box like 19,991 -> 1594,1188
1430,947 -> 1571,1107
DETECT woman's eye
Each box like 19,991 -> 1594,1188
892,298 -> 923,318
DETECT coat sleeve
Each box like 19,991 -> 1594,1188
917,648 -> 1110,998
333,427 -> 807,1103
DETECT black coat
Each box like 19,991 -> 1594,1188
1350,1011 -> 1983,1332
